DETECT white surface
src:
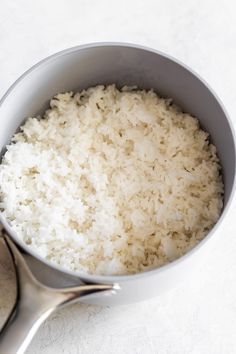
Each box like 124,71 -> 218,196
0,0 -> 236,353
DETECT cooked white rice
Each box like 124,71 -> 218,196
0,85 -> 223,275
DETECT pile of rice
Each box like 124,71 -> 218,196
0,85 -> 223,275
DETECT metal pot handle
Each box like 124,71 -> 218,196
0,233 -> 119,354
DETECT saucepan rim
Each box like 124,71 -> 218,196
0,42 -> 235,283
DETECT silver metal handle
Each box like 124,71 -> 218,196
0,234 -> 119,354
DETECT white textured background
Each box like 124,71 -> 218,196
1,0 -> 236,353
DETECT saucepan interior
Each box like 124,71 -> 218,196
0,43 -> 235,305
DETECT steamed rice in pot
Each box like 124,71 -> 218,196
0,85 -> 223,275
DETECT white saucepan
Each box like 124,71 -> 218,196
0,43 -> 235,354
